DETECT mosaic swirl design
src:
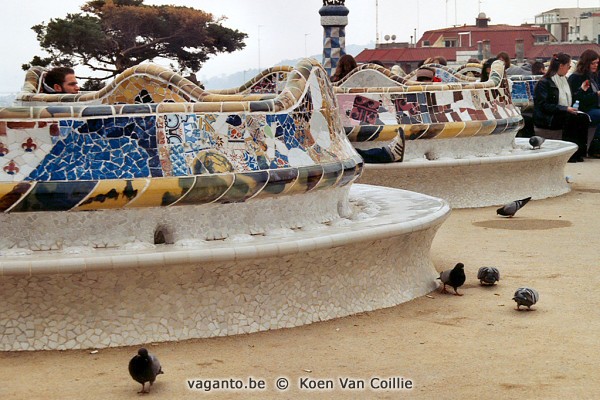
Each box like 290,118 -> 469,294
0,60 -> 362,212
333,60 -> 523,143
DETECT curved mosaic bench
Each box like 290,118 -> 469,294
404,63 -> 479,83
0,60 -> 450,351
333,61 -> 576,207
4,60 -> 362,248
334,60 -> 523,160
207,66 -> 293,95
453,63 -> 484,80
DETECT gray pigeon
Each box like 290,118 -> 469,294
496,197 -> 531,217
512,287 -> 539,310
437,263 -> 466,296
477,266 -> 500,285
129,347 -> 164,393
529,135 -> 545,150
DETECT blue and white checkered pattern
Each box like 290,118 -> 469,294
322,26 -> 346,76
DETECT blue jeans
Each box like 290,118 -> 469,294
355,147 -> 393,163
586,108 -> 600,139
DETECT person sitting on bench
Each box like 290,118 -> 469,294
533,53 -> 589,163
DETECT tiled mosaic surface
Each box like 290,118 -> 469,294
334,60 -> 523,149
208,67 -> 292,96
0,184 -> 450,350
1,60 -> 361,214
404,63 -> 480,83
509,75 -> 541,111
200,61 -> 523,158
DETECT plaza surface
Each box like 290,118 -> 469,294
1,160 -> 599,399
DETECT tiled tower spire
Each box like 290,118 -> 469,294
319,0 -> 349,76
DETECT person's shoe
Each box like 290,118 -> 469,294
386,130 -> 405,162
568,157 -> 578,163
576,156 -> 585,162
588,138 -> 600,158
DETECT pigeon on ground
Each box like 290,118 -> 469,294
496,197 -> 532,217
437,263 -> 466,296
529,135 -> 545,150
129,347 -> 164,394
512,287 -> 539,310
477,266 -> 500,285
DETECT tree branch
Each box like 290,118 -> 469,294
120,31 -> 184,58
83,61 -> 118,73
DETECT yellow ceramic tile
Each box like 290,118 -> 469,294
74,179 -> 148,210
126,177 -> 195,208
437,122 -> 466,138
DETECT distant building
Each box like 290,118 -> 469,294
535,7 -> 600,42
356,10 -> 600,73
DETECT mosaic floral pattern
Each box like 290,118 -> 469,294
0,60 -> 362,212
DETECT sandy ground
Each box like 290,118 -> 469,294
2,160 -> 600,399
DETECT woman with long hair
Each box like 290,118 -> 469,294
569,49 -> 600,157
534,53 -> 590,162
480,57 -> 497,82
330,54 -> 358,83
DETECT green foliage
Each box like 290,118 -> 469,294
25,0 -> 247,83
81,78 -> 106,91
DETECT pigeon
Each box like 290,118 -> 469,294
477,266 -> 500,285
512,287 -> 539,310
496,197 -> 532,217
129,347 -> 164,394
437,263 -> 466,296
529,135 -> 545,150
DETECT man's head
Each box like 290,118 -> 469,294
44,67 -> 79,94
415,67 -> 435,82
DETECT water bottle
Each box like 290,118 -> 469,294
573,100 -> 580,110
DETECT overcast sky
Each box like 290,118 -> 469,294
1,0 -> 599,93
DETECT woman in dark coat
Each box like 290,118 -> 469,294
568,49 -> 600,157
534,53 -> 590,162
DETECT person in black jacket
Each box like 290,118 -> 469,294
534,53 -> 589,162
568,49 -> 600,157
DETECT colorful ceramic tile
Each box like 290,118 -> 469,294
253,168 -> 299,199
0,182 -> 32,211
126,177 -> 194,207
175,174 -> 234,205
10,181 -> 97,212
286,164 -> 324,194
74,178 -> 147,210
216,171 -> 269,203
314,161 -> 343,190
